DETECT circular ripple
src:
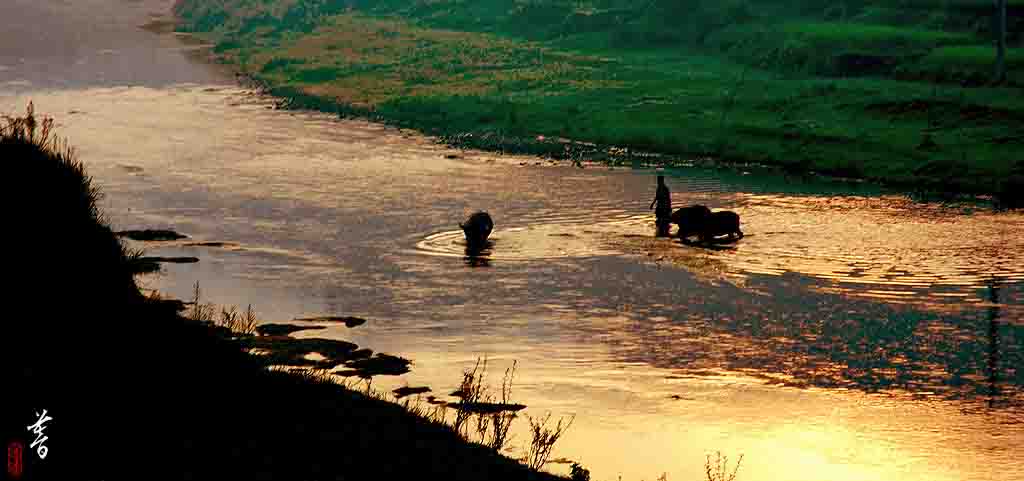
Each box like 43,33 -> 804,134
416,221 -> 636,261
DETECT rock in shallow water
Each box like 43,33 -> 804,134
392,386 -> 431,398
255,323 -> 327,337
115,229 -> 187,241
295,316 -> 367,328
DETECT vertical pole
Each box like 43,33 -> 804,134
996,0 -> 1008,83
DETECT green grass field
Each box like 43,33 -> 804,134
174,0 -> 1024,197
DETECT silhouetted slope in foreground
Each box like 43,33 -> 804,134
0,105 -> 564,481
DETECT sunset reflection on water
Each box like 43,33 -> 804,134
3,81 -> 1021,481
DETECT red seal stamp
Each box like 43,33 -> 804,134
7,441 -> 24,479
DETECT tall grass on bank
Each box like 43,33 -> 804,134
450,357 -> 523,453
490,360 -> 519,451
2,102 -> 92,214
453,357 -> 490,434
525,412 -> 575,470
704,451 -> 744,481
188,281 -> 259,335
2,101 -> 144,318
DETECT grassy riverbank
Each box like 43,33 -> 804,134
1,106 -> 564,480
173,0 -> 1024,199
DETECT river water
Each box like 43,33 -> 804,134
3,1 -> 1022,480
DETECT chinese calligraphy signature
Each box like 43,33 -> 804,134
26,409 -> 52,460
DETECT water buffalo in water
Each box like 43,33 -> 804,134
670,205 -> 712,240
460,211 -> 493,247
671,206 -> 743,244
695,211 -> 743,244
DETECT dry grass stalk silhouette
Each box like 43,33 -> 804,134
705,451 -> 744,481
189,281 -> 258,335
525,412 -> 575,470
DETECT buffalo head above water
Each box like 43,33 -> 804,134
460,211 -> 493,247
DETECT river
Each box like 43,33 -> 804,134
3,1 -> 1022,480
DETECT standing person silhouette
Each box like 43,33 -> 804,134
649,175 -> 672,237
